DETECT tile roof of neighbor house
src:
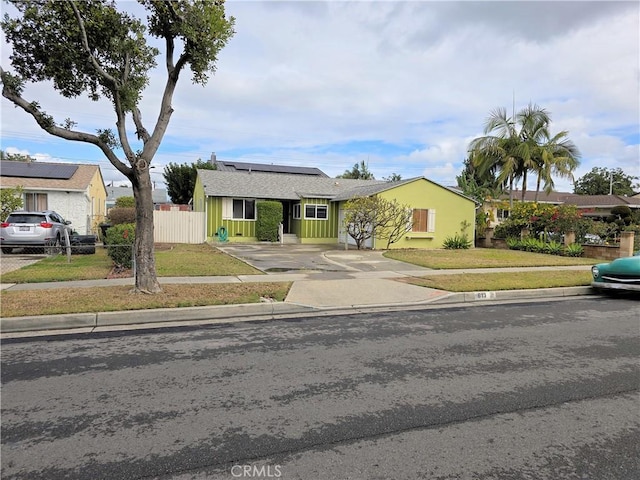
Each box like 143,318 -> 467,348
198,170 -> 477,203
501,190 -> 640,208
562,194 -> 640,208
213,160 -> 329,177
0,160 -> 103,192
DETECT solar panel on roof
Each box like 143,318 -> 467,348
223,162 -> 324,175
1,161 -> 79,180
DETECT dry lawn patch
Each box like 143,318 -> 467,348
1,282 -> 291,318
398,270 -> 592,292
384,248 -> 597,269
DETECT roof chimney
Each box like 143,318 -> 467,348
210,152 -> 217,165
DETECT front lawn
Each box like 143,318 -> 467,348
0,243 -> 262,284
384,248 -> 597,269
1,282 -> 291,318
398,270 -> 592,292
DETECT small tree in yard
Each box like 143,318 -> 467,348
1,1 -> 235,293
342,196 -> 412,249
163,159 -> 215,205
376,200 -> 413,249
1,186 -> 23,221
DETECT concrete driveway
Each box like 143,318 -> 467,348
216,243 -> 433,275
0,251 -> 48,275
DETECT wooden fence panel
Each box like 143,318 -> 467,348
154,211 -> 206,244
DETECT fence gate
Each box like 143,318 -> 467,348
153,211 -> 206,244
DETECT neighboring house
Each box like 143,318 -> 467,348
106,185 -> 168,211
0,160 -> 107,235
483,190 -> 640,227
193,169 -> 476,249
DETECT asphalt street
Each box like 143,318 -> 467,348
1,297 -> 638,480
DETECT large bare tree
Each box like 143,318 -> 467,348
1,0 -> 235,293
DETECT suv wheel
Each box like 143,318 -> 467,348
46,236 -> 62,255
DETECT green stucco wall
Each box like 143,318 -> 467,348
375,178 -> 476,249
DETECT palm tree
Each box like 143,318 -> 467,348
533,130 -> 581,201
514,104 -> 551,201
468,107 -> 522,208
469,103 -> 578,207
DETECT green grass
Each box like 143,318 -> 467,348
384,248 -> 598,269
0,243 -> 262,284
1,249 -> 113,283
398,270 -> 592,292
155,243 -> 262,276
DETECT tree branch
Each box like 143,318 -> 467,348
1,72 -> 132,178
68,1 -> 120,90
132,108 -> 150,142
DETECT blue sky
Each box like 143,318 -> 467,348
1,1 -> 639,192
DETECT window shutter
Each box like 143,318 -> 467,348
427,209 -> 436,233
222,198 -> 232,219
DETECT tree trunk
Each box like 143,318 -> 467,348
131,166 -> 162,294
508,176 -> 514,209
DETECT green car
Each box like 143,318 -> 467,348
591,253 -> 640,292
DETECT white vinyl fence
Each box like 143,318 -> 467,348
153,211 -> 206,244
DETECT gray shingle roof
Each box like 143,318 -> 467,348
198,170 -> 387,200
198,171 -> 478,204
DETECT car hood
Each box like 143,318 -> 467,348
595,256 -> 640,275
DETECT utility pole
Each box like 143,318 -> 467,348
609,171 -> 613,195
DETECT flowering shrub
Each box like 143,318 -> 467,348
494,203 -> 582,238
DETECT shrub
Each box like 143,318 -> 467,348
108,207 -> 136,225
543,240 -> 564,255
506,237 -> 522,250
564,243 -> 584,257
115,196 -> 135,208
105,223 -> 135,268
519,237 -> 537,252
256,201 -> 282,242
494,221 -> 521,239
443,234 -> 472,249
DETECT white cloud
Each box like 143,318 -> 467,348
1,1 -> 638,192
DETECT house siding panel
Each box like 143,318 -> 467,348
45,191 -> 91,235
299,198 -> 338,243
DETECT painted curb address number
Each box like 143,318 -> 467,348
474,291 -> 497,300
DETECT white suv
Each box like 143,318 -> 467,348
1,210 -> 73,254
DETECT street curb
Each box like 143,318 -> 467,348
429,286 -> 596,304
0,313 -> 97,333
0,303 -> 316,334
0,287 -> 597,334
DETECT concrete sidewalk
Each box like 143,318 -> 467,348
0,265 -> 595,335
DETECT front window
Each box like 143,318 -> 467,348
497,209 -> 510,221
304,204 -> 328,220
232,199 -> 256,220
293,204 -> 301,219
24,193 -> 48,211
